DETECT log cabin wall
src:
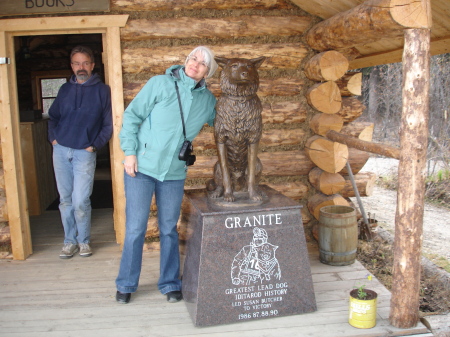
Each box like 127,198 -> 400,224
112,0 -> 320,242
0,0 -> 369,255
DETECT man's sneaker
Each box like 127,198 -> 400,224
59,243 -> 79,259
79,243 -> 92,257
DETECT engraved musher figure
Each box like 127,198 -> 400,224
231,228 -> 281,285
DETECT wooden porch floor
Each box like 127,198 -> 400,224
0,209 -> 433,337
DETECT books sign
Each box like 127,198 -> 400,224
0,0 -> 109,16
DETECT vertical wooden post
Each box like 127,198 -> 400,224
389,28 -> 431,328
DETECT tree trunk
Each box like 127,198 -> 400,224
305,0 -> 432,51
390,28 -> 431,329
305,136 -> 349,174
336,72 -> 362,96
306,81 -> 342,114
304,50 -> 349,82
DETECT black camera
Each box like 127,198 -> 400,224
178,140 -> 196,166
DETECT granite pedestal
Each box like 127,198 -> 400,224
181,185 -> 317,326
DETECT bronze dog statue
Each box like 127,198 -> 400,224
207,56 -> 266,202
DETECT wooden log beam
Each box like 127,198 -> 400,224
309,113 -> 344,136
305,0 -> 432,52
121,43 -> 309,74
335,97 -> 366,123
306,81 -> 342,114
186,151 -> 316,178
308,167 -> 346,195
340,171 -> 377,197
305,135 -> 349,173
121,16 -> 312,41
124,77 -> 304,101
307,193 -> 349,220
112,0 -> 288,11
390,28 -> 431,329
326,130 -> 400,159
304,50 -> 349,82
336,72 -> 362,96
193,128 -> 306,151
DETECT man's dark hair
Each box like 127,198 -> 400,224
70,45 -> 95,63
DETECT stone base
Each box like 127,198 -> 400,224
181,185 -> 317,327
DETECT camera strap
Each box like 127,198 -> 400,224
174,81 -> 187,141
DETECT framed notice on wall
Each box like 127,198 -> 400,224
0,0 -> 109,16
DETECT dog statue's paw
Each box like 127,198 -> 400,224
209,186 -> 224,199
249,187 -> 265,201
223,192 -> 236,202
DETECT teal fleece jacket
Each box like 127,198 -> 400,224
119,65 -> 216,181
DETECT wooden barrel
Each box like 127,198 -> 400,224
319,205 -> 357,266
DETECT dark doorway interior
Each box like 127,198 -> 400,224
14,33 -> 113,221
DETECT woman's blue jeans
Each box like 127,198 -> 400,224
52,144 -> 96,245
116,171 -> 185,295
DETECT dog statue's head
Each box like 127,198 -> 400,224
215,56 -> 266,96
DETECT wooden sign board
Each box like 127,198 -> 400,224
0,0 -> 109,16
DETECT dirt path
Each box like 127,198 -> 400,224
351,158 -> 450,261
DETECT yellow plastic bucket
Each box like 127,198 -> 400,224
349,289 -> 377,329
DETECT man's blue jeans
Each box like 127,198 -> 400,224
116,171 -> 184,295
52,144 -> 96,245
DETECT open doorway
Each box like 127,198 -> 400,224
14,33 -> 114,251
0,15 -> 128,259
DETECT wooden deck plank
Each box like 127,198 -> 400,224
0,209 -> 431,337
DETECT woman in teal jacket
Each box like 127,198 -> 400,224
116,46 -> 218,304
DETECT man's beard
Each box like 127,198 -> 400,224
76,70 -> 89,82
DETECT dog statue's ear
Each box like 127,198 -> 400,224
250,56 -> 266,69
214,56 -> 228,69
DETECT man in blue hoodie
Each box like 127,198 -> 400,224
48,45 -> 113,259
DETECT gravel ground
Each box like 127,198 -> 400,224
351,158 -> 450,261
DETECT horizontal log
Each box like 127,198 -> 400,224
326,130 -> 400,159
340,121 -> 374,141
308,167 -> 345,195
335,97 -> 366,123
305,135 -> 348,174
336,72 -> 362,96
305,0 -> 431,52
340,171 -> 377,198
306,81 -> 342,114
304,50 -> 349,82
187,151 -> 315,179
124,77 -> 304,101
339,148 -> 371,175
309,113 -> 344,136
122,43 -> 309,74
307,193 -> 349,220
112,0 -> 288,11
121,16 -> 312,41
193,128 -> 306,151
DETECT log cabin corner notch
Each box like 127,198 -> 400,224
0,15 -> 128,260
